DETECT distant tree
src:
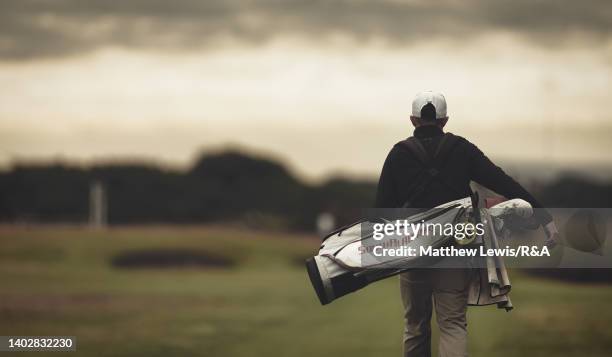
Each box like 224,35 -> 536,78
0,164 -> 89,222
188,150 -> 307,222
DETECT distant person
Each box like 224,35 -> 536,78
375,91 -> 559,357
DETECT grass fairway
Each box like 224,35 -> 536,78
1,226 -> 611,356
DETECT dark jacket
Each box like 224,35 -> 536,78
375,125 -> 552,225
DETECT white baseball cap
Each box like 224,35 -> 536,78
411,91 -> 447,119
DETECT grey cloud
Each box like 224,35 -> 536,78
0,0 -> 610,60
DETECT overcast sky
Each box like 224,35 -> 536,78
1,0 -> 611,179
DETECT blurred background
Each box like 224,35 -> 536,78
1,0 -> 612,356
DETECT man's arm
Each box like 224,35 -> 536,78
375,147 -> 402,208
467,141 -> 553,226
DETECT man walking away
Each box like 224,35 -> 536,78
375,91 -> 559,357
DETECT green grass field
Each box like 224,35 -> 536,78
1,225 -> 611,356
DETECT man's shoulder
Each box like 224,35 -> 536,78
444,132 -> 470,144
444,132 -> 478,151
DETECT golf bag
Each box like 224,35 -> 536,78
305,196 -> 534,306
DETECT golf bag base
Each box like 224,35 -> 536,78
306,256 -> 380,305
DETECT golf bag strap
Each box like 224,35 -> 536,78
398,133 -> 461,207
403,135 -> 434,163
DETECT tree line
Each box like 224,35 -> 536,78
0,151 -> 374,231
0,150 -> 610,231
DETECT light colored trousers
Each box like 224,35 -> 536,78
400,269 -> 470,357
